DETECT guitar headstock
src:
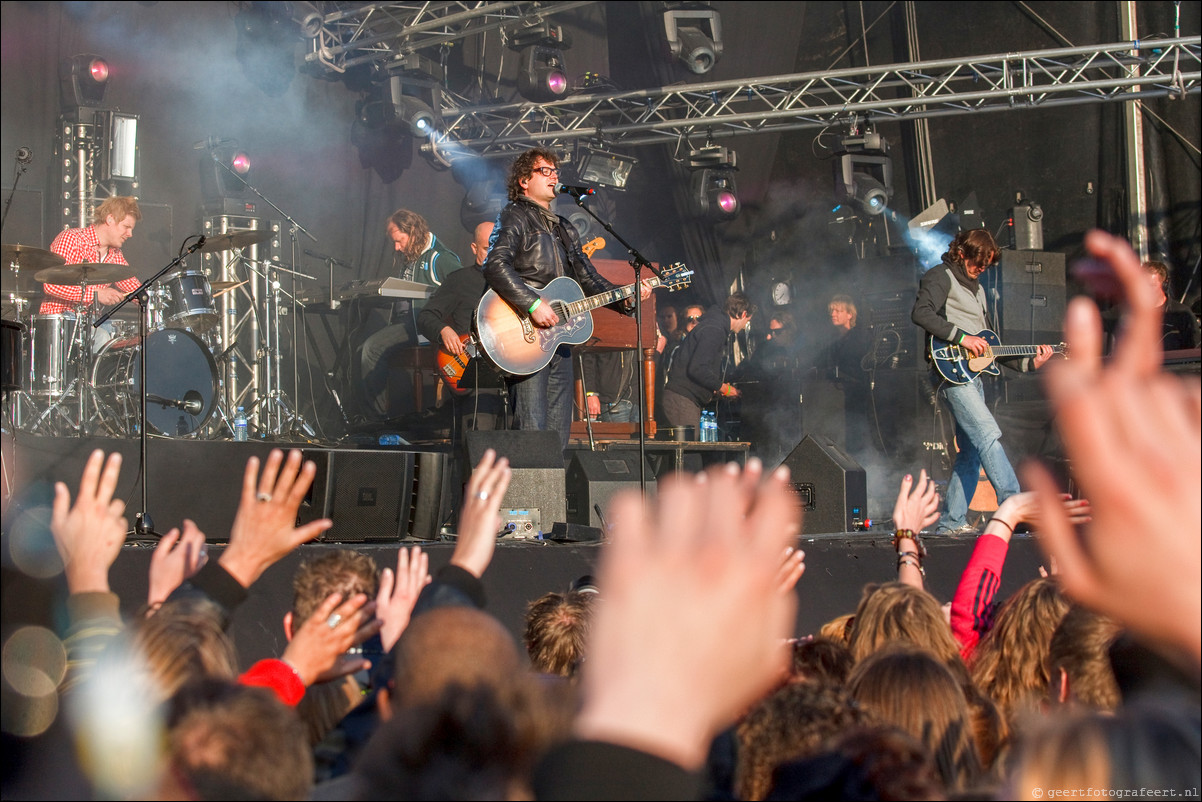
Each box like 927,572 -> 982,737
654,262 -> 694,292
582,237 -> 605,258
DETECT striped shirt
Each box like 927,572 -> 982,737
39,225 -> 139,314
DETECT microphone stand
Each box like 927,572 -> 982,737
95,235 -> 207,541
567,192 -> 661,494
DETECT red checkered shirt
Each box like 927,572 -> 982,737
39,225 -> 140,314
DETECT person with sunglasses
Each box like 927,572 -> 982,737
911,229 -> 1056,535
481,147 -> 650,450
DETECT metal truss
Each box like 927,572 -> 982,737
424,36 -> 1201,158
301,1 -> 598,75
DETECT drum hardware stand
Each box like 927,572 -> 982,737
97,235 -> 207,540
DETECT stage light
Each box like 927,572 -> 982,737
576,146 -> 637,190
60,54 -> 110,107
507,21 -> 571,103
395,95 -> 436,137
691,168 -> 740,222
663,6 -> 723,74
835,152 -> 893,217
200,145 -> 254,202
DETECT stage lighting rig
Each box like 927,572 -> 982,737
688,145 -> 739,222
663,4 -> 723,75
60,54 -> 110,108
506,21 -> 571,102
834,128 -> 893,217
575,146 -> 637,190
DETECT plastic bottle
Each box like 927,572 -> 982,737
233,406 -> 248,441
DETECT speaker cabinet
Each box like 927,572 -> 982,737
998,250 -> 1066,344
465,430 -> 566,531
297,449 -> 416,542
781,435 -> 868,534
565,450 -> 656,528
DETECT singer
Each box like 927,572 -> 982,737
481,146 -> 650,451
40,196 -> 141,314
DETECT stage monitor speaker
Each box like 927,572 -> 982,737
781,435 -> 868,534
999,250 -> 1066,343
565,450 -> 656,528
465,430 -> 566,533
297,449 -> 416,542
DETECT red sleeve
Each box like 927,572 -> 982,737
950,534 -> 1010,660
239,659 -> 305,706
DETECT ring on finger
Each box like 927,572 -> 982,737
257,492 -> 272,503
326,613 -> 342,629
474,490 -> 489,501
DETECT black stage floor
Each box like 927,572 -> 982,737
1,430 -> 1048,666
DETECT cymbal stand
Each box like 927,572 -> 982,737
258,253 -> 315,437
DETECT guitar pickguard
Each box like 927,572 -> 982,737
536,315 -> 589,351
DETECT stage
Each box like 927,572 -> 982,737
1,429 -> 1050,665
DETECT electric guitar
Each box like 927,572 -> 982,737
475,262 -> 693,376
930,328 -> 1067,384
436,238 -> 608,391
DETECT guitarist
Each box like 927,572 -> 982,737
911,229 -> 1054,535
417,220 -> 504,432
481,147 -> 651,450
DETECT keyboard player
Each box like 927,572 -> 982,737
358,209 -> 462,424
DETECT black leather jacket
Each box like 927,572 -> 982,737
482,197 -> 618,313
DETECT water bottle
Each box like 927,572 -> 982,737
233,406 -> 248,441
707,409 -> 720,442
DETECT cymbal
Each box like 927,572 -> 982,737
200,229 -> 272,252
34,262 -> 132,285
2,244 -> 65,271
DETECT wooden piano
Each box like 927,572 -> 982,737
570,259 -> 660,440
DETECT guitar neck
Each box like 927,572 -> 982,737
559,281 -> 647,319
987,344 -> 1062,357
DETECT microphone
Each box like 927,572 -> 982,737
147,390 -> 204,416
192,136 -> 234,150
556,183 -> 595,198
15,147 -> 32,165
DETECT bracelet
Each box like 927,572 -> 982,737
897,550 -> 921,561
529,298 -> 542,314
897,556 -> 925,576
990,519 -> 1014,534
892,529 -> 927,564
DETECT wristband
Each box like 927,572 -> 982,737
892,529 -> 927,563
897,556 -> 925,576
529,298 -> 542,314
989,519 -> 1014,534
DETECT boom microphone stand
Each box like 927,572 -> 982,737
95,235 -> 207,540
564,187 -> 662,494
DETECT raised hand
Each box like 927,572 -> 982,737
377,546 -> 432,651
220,449 -> 333,589
50,450 -> 128,594
892,470 -> 941,534
280,591 -> 380,687
450,448 -> 512,578
1022,230 -> 1201,666
575,459 -> 801,770
147,519 -> 209,607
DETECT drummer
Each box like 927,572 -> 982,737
40,196 -> 141,314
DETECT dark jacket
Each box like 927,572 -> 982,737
417,262 -> 486,344
481,197 -> 617,313
664,306 -> 731,406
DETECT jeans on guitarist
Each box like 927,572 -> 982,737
912,230 -> 1055,534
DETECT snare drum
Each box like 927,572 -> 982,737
91,328 -> 219,436
27,312 -> 82,398
160,270 -> 218,333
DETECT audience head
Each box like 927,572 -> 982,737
847,646 -> 982,792
970,576 -> 1069,723
286,548 -> 379,637
1046,604 -> 1121,711
164,678 -> 313,801
847,582 -> 963,673
788,637 -> 854,687
126,597 -> 238,703
523,590 -> 595,679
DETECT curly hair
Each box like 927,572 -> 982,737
969,576 -> 1068,724
941,229 -> 998,270
290,549 -> 380,629
387,208 -> 432,264
93,195 -> 142,225
506,147 -> 559,201
522,591 -> 594,678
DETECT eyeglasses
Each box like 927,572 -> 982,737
685,316 -> 701,323
532,166 -> 559,177
767,329 -> 783,337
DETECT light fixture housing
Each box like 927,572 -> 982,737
663,6 -> 723,74
200,145 -> 253,203
60,54 -> 110,107
576,146 -> 637,190
835,152 -> 893,217
507,21 -> 571,103
691,167 -> 740,222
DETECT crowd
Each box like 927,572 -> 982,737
1,230 -> 1199,800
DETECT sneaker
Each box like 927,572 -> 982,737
936,523 -> 979,536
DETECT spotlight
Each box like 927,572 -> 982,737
508,22 -> 571,102
835,152 -> 893,217
576,146 -> 637,190
663,6 -> 723,75
60,54 -> 110,107
395,95 -> 437,136
691,168 -> 740,222
200,145 -> 253,203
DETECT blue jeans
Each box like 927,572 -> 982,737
598,398 -> 635,422
938,375 -> 1019,531
509,345 -> 573,453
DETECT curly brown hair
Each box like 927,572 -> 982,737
290,549 -> 379,629
506,147 -> 559,201
387,208 -> 432,264
942,229 -> 998,270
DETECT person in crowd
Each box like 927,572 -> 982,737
481,147 -> 648,450
359,208 -> 462,423
1044,604 -> 1122,712
912,229 -> 1056,534
523,589 -> 596,679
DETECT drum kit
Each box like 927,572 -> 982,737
1,230 -> 275,439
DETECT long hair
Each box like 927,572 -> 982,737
969,577 -> 1068,724
942,229 -> 998,269
847,582 -> 964,673
387,208 -> 431,263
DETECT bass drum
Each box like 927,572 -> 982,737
91,329 -> 218,436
